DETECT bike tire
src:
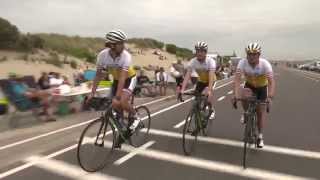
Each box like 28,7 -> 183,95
130,105 -> 152,147
203,104 -> 215,136
77,117 -> 116,172
182,111 -> 198,156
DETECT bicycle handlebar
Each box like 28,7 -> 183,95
232,97 -> 270,113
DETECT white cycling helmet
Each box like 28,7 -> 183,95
246,42 -> 261,53
105,29 -> 127,43
195,41 -> 208,51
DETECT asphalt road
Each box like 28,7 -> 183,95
0,67 -> 319,180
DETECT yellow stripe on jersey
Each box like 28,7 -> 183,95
106,66 -> 136,80
197,71 -> 217,83
245,74 -> 268,87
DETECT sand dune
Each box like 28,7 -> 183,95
0,45 -> 180,81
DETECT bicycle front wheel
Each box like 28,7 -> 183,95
77,117 -> 116,172
203,104 -> 215,136
130,105 -> 151,147
182,111 -> 198,156
242,114 -> 253,169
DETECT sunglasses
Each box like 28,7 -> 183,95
247,52 -> 260,56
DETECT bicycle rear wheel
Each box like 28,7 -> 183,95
182,111 -> 198,156
130,105 -> 151,147
77,116 -> 116,172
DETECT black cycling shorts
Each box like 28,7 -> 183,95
244,82 -> 267,101
175,76 -> 183,87
111,76 -> 137,96
195,81 -> 208,94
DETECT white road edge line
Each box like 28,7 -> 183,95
26,156 -> 123,180
145,128 -> 320,160
114,141 -> 155,165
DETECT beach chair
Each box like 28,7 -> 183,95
0,76 -> 42,121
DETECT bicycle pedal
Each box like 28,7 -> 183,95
95,142 -> 104,147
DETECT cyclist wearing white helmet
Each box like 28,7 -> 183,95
180,41 -> 217,120
89,30 -> 140,145
233,42 -> 276,148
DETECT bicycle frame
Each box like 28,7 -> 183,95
189,94 -> 209,133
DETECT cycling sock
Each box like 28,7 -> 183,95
259,133 -> 263,139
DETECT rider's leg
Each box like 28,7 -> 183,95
256,86 -> 268,148
240,84 -> 255,123
120,90 -> 135,114
111,82 -> 122,112
256,85 -> 268,135
257,104 -> 267,134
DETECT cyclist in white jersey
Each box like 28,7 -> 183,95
233,42 -> 275,148
89,30 -> 141,147
180,42 -> 217,120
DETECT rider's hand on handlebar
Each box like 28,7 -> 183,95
177,88 -> 185,102
86,93 -> 94,104
232,96 -> 239,109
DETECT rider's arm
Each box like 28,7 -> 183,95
208,58 -> 217,93
91,68 -> 103,96
234,60 -> 244,99
234,71 -> 242,99
181,69 -> 192,92
208,70 -> 216,92
266,63 -> 275,98
267,75 -> 275,98
115,69 -> 128,98
181,60 -> 194,92
115,53 -> 132,99
91,51 -> 105,96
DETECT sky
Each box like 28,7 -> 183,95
1,0 -> 319,60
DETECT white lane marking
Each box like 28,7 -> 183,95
141,77 -> 233,107
217,96 -> 226,101
145,128 -> 320,160
290,69 -> 320,82
0,144 -> 78,179
0,86 -> 194,152
0,119 -> 97,151
227,90 -> 233,95
114,141 -> 155,165
104,140 -> 311,180
148,98 -> 194,118
215,80 -> 233,89
0,79 -> 233,178
26,156 -> 122,180
300,74 -> 319,82
140,96 -> 173,106
0,93 -> 196,178
138,149 -> 310,180
173,119 -> 187,129
293,69 -> 320,78
0,78 -> 233,152
173,81 -> 234,129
